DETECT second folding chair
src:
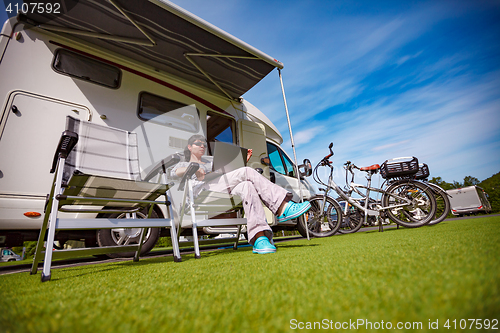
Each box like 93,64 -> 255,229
176,161 -> 248,259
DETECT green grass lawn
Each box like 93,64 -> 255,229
1,216 -> 499,333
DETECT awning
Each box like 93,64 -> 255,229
17,0 -> 309,237
18,0 -> 283,100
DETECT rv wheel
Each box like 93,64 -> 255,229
97,208 -> 161,258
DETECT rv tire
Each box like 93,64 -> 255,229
96,208 -> 161,258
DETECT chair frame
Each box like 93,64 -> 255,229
31,128 -> 181,282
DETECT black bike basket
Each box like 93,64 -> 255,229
380,156 -> 419,179
414,163 -> 430,180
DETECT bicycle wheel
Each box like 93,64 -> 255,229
336,199 -> 364,234
382,180 -> 436,228
426,184 -> 451,225
297,195 -> 342,237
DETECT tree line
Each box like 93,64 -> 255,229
428,175 -> 480,191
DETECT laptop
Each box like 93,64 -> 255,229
205,141 -> 248,180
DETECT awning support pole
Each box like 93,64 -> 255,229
278,69 -> 310,240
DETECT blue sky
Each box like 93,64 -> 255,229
174,0 -> 500,185
2,0 -> 499,185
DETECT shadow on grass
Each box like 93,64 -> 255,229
360,221 -> 449,235
49,265 -> 129,281
34,240 -> 322,282
274,243 -> 320,249
47,254 -> 180,281
199,240 -> 320,255
362,228 -> 401,234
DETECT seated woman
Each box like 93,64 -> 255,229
172,134 -> 311,254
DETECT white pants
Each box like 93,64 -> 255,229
202,167 -> 290,244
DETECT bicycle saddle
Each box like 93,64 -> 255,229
360,164 -> 380,171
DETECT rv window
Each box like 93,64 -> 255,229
266,142 -> 295,177
266,142 -> 286,175
206,111 -> 235,145
52,49 -> 121,88
281,150 -> 296,177
138,93 -> 200,132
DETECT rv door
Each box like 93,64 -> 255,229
0,92 -> 90,227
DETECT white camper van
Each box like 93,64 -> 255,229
0,247 -> 22,262
446,185 -> 492,216
0,1 -> 314,253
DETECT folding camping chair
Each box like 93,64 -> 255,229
175,159 -> 247,259
31,116 -> 181,282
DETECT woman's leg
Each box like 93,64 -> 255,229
205,167 -> 290,214
230,181 -> 273,243
204,167 -> 290,243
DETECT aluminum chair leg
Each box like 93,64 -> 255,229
128,213 -> 145,262
160,173 -> 181,262
31,171 -> 59,275
175,208 -> 184,260
164,200 -> 181,262
134,227 -> 146,262
41,158 -> 66,282
30,210 -> 51,275
187,180 -> 201,259
191,223 -> 200,259
134,205 -> 159,261
233,225 -> 242,250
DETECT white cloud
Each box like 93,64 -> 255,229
373,140 -> 411,152
292,70 -> 500,183
292,126 -> 325,146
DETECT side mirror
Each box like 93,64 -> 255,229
298,158 -> 312,177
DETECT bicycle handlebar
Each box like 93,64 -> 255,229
312,143 -> 335,187
344,160 -> 359,171
322,142 -> 334,162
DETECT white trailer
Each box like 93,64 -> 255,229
446,185 -> 492,216
0,0 -> 315,252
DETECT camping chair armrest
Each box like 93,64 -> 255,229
178,162 -> 199,191
142,154 -> 181,182
50,130 -> 78,173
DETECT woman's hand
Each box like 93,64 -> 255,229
175,167 -> 187,178
195,167 -> 206,180
175,165 -> 205,180
246,149 -> 253,163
